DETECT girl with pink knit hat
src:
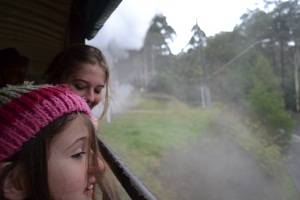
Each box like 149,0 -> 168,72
0,84 -> 119,200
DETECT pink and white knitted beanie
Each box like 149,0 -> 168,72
0,84 -> 91,161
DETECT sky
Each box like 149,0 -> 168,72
88,0 -> 265,54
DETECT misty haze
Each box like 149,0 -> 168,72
89,1 -> 300,199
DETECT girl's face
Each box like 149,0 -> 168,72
47,115 -> 95,200
66,63 -> 106,109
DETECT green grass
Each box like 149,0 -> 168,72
98,95 -> 298,199
203,105 -> 298,200
100,102 -> 214,169
99,96 -> 213,198
101,96 -> 213,157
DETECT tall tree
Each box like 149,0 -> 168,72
181,23 -> 209,105
284,0 -> 300,111
186,22 -> 207,51
179,22 -> 207,83
144,14 -> 176,56
204,31 -> 241,75
268,0 -> 300,110
237,1 -> 300,110
142,14 -> 176,89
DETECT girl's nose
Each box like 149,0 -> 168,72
87,166 -> 97,188
85,90 -> 95,105
88,151 -> 105,178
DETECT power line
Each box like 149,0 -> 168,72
208,39 -> 267,79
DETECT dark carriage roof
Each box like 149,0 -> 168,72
0,0 -> 121,78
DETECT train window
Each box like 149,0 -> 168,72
88,0 -> 300,199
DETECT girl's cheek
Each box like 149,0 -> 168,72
48,160 -> 88,195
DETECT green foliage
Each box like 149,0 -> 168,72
142,15 -> 207,105
239,9 -> 272,41
176,53 -> 203,84
147,73 -> 175,94
144,14 -> 176,56
204,31 -> 240,73
248,55 -> 293,145
187,23 -> 206,50
102,98 -> 297,199
249,83 -> 292,128
212,61 -> 252,102
101,98 -> 209,199
147,53 -> 205,105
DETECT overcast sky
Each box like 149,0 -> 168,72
88,0 -> 265,54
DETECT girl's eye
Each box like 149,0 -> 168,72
74,85 -> 84,90
94,88 -> 102,94
73,83 -> 86,90
71,152 -> 86,160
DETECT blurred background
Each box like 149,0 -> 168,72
88,0 -> 300,199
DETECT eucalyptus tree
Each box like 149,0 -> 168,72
237,9 -> 273,66
269,1 -> 292,93
179,22 -> 207,84
166,22 -> 207,104
266,0 -> 300,110
236,1 -> 300,110
288,1 -> 300,111
142,14 -> 176,91
187,22 -> 207,50
144,14 -> 176,56
282,0 -> 300,111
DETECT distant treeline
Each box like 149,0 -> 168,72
113,0 -> 300,146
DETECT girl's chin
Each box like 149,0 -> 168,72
84,189 -> 94,199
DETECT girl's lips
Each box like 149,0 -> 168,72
87,184 -> 94,190
84,184 -> 94,197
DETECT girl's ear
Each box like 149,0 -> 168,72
3,166 -> 27,200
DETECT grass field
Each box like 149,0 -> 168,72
99,93 -> 298,199
100,95 -> 214,198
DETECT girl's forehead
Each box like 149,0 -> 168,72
69,63 -> 106,85
72,62 -> 105,76
50,115 -> 90,149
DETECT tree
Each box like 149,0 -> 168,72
144,14 -> 176,56
236,1 -> 300,111
185,22 -> 206,51
204,31 -> 241,75
238,9 -> 272,42
140,14 -> 176,89
248,54 -> 293,146
178,23 -> 207,83
285,0 -> 300,111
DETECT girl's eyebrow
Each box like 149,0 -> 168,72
64,137 -> 87,152
96,85 -> 105,88
70,79 -> 89,83
71,79 -> 105,88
